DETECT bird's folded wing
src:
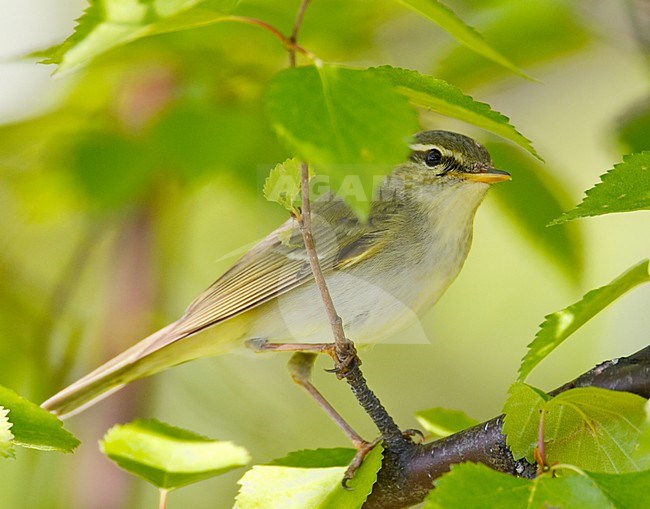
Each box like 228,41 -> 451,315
142,196 -> 369,354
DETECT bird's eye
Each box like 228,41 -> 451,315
425,149 -> 443,167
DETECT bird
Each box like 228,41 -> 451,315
42,130 -> 510,419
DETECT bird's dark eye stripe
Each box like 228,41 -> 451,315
410,149 -> 458,174
409,150 -> 461,175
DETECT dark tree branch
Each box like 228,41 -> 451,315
364,345 -> 650,509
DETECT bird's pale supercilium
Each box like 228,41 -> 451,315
42,130 -> 511,418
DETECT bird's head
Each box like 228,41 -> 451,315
377,130 -> 510,207
408,130 -> 510,184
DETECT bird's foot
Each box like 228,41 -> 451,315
245,338 -> 359,379
342,436 -> 383,489
324,341 -> 360,379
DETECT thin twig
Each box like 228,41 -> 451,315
289,0 -> 312,66
159,489 -> 168,509
535,407 -> 547,474
226,15 -> 286,42
297,162 -> 349,353
225,15 -> 316,61
286,6 -> 346,353
291,0 -> 312,40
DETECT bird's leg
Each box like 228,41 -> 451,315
287,352 -> 365,447
290,351 -> 386,486
246,339 -> 363,442
246,339 -> 386,484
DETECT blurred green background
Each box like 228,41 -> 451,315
1,0 -> 649,507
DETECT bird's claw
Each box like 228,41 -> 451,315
325,345 -> 361,379
341,437 -> 383,489
402,428 -> 425,443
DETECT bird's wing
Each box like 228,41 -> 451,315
143,195 -> 371,353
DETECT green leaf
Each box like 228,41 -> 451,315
69,131 -> 155,210
0,406 -> 15,459
424,462 -> 643,509
396,0 -> 532,80
518,260 -> 650,381
502,382 -> 549,463
264,158 -> 307,214
267,448 -> 357,468
235,445 -> 383,509
551,152 -> 650,224
436,0 -> 590,89
415,407 -> 479,438
544,388 -> 649,473
100,419 -> 250,490
0,385 -> 79,453
584,469 -> 650,507
502,383 -> 649,472
266,64 -> 418,215
368,66 -> 538,158
41,0 -> 239,74
266,65 -> 417,166
487,142 -> 582,283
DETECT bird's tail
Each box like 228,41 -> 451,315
41,322 -> 180,419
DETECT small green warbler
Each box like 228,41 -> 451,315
42,130 -> 510,418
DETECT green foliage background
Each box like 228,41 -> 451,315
0,1 -> 649,508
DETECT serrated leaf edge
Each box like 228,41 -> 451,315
550,151 -> 650,225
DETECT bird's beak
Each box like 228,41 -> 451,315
461,166 -> 511,184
